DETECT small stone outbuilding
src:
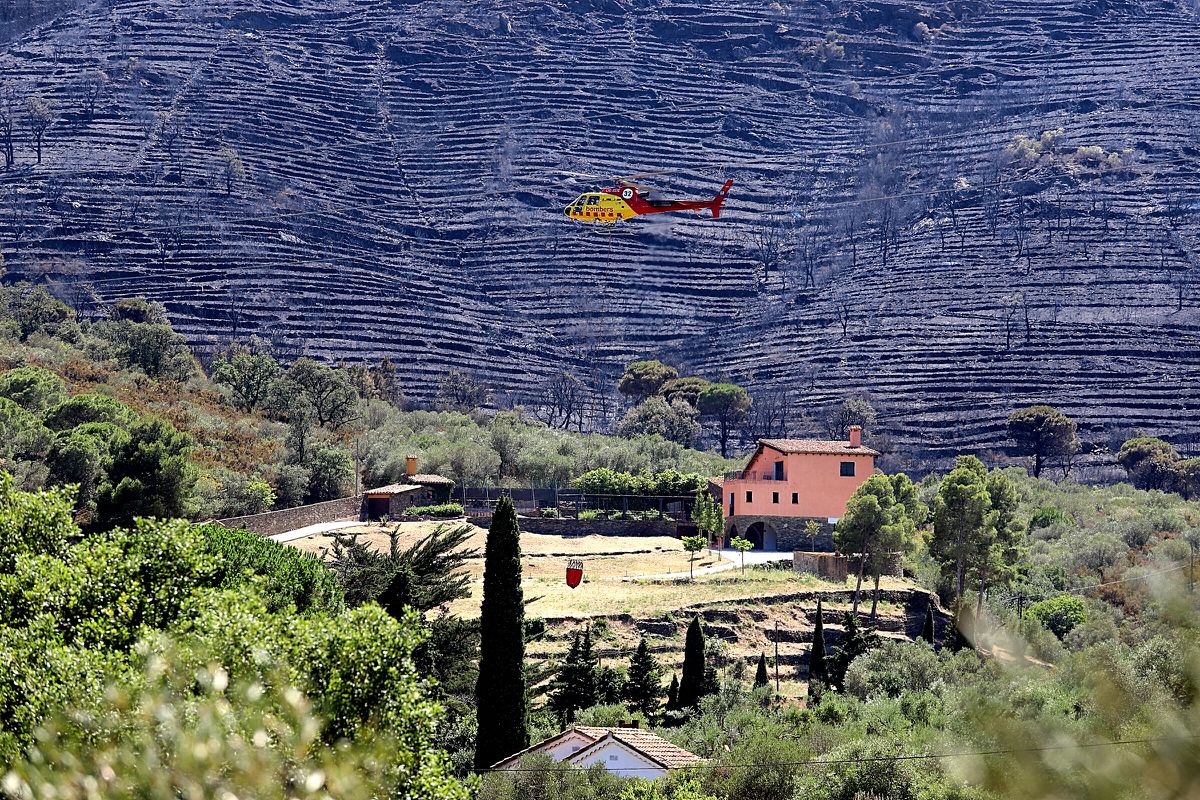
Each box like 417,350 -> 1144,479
360,456 -> 454,520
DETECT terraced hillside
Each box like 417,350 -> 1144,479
1,0 -> 1198,459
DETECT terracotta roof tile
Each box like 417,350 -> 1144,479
410,473 -> 454,485
363,483 -> 423,496
571,727 -> 704,770
759,438 -> 881,457
491,726 -> 703,772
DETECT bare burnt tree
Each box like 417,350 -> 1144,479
742,387 -> 795,440
831,288 -> 853,339
749,217 -> 792,288
534,371 -> 587,431
25,96 -> 55,164
77,68 -> 107,120
0,85 -> 15,168
1001,293 -> 1022,351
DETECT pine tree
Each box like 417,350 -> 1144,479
474,496 -> 528,770
577,625 -> 598,709
808,597 -> 827,697
702,665 -> 720,698
666,673 -> 680,711
624,638 -> 664,717
828,613 -> 880,691
754,652 -> 770,689
549,625 -> 601,724
677,615 -> 707,709
922,594 -> 936,645
549,632 -> 584,724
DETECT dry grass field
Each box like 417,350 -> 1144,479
289,519 -> 912,618
287,519 -> 929,698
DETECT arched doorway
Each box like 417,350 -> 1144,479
746,521 -> 764,550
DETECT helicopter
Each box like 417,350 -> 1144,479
562,172 -> 734,225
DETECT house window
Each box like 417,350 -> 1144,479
791,492 -> 799,504
609,755 -> 618,762
840,461 -> 856,477
745,490 -> 753,503
728,492 -> 735,514
773,460 -> 784,480
772,492 -> 780,504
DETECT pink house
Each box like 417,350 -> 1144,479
721,426 -> 878,551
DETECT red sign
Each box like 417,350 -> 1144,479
566,558 -> 584,589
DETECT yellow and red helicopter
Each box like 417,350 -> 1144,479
563,172 -> 734,225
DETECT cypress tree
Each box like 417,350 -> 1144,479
666,673 -> 680,711
677,615 -> 707,708
474,496 -> 528,770
754,652 -> 770,689
624,638 -> 664,717
808,597 -> 827,697
922,594 -> 936,645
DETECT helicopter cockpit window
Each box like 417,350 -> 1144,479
586,195 -> 599,205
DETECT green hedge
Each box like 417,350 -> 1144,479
196,523 -> 344,614
404,503 -> 465,518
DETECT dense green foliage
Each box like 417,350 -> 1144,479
1026,594 -> 1088,639
0,473 -> 467,799
197,523 -> 345,614
574,468 -> 708,496
475,497 -> 529,769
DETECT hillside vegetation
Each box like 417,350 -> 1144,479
1,0 -> 1199,459
0,282 -> 734,523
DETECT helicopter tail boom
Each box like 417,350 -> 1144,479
710,179 -> 734,218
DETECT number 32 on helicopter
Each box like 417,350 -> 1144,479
563,173 -> 734,225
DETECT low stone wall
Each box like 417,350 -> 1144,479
472,515 -> 678,537
724,515 -> 836,552
793,551 -> 850,581
217,494 -> 362,537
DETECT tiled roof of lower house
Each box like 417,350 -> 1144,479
570,727 -> 705,770
490,725 -> 703,771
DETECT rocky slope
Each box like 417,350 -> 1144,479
1,0 -> 1198,459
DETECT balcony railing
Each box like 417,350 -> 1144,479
723,471 -> 786,481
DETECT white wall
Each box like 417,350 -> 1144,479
544,732 -> 594,762
569,740 -> 667,780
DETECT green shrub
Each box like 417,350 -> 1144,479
0,365 -> 66,413
1027,594 -> 1088,639
1029,505 -> 1074,530
405,503 -> 465,518
43,393 -> 136,431
574,467 -> 706,497
197,523 -> 344,614
540,506 -> 561,518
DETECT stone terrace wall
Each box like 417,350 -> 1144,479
218,495 -> 362,537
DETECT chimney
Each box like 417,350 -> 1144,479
848,425 -> 862,448
406,455 -> 418,477
618,720 -> 639,729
